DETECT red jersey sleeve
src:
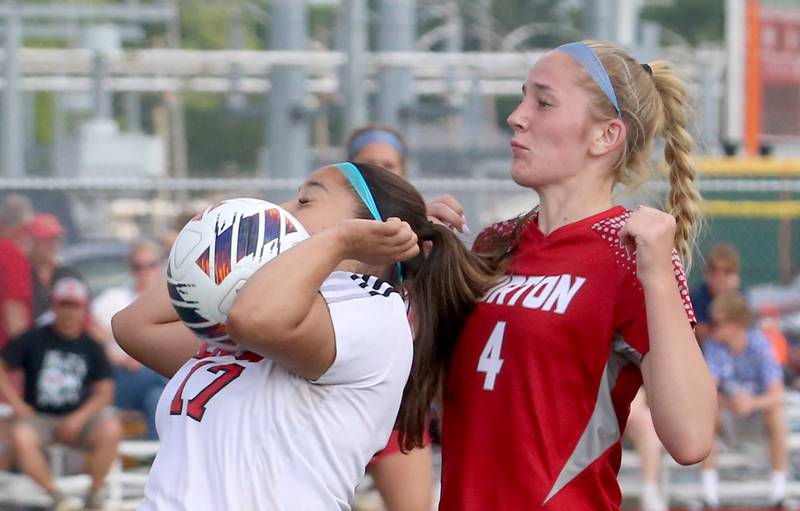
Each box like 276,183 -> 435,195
471,218 -> 518,254
616,249 -> 696,357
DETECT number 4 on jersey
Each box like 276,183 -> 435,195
477,321 -> 506,391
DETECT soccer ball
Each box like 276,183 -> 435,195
166,198 -> 309,350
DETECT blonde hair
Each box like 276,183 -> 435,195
705,243 -> 740,272
584,41 -> 701,265
710,290 -> 753,327
479,41 -> 702,273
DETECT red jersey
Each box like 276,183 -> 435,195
0,238 -> 32,349
440,206 -> 694,511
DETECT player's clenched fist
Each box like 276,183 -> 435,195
618,206 -> 678,286
335,217 -> 420,266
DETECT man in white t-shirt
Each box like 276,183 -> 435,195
92,239 -> 166,439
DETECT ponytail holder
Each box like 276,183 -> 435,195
336,161 -> 403,283
641,63 -> 653,76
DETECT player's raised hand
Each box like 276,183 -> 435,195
336,217 -> 419,266
427,194 -> 470,234
618,206 -> 677,286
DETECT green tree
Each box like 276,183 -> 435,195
641,0 -> 725,46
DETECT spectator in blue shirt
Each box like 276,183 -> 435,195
701,290 -> 787,508
691,243 -> 742,342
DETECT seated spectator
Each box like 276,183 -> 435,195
701,291 -> 787,508
625,389 -> 667,511
0,194 -> 34,350
27,213 -> 81,324
0,277 -> 122,510
91,239 -> 167,440
691,243 -> 741,342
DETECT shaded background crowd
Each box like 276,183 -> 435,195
0,0 -> 798,510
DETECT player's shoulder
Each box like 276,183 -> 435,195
320,271 -> 399,305
472,217 -> 523,254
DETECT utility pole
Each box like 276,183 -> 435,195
340,0 -> 367,137
2,4 -> 22,177
376,0 -> 416,130
266,0 -> 309,180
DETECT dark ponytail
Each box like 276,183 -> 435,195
350,163 -> 499,450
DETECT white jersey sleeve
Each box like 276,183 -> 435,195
315,271 -> 412,387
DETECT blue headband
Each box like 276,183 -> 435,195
556,42 -> 622,118
335,162 -> 404,283
347,129 -> 406,159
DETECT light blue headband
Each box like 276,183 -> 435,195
335,162 -> 404,283
556,42 -> 622,118
347,129 -> 406,159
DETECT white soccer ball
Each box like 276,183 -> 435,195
167,198 -> 309,350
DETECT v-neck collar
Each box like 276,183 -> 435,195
524,205 -> 626,243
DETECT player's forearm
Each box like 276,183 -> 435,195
227,227 -> 346,348
640,275 -> 717,465
112,280 -> 201,378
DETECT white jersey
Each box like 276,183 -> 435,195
140,272 -> 413,511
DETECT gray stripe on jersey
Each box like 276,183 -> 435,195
612,336 -> 643,367
543,333 -> 633,504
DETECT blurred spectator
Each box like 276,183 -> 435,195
27,213 -> 81,323
346,125 -> 408,178
691,243 -> 742,341
159,210 -> 198,257
91,239 -> 167,440
701,291 -> 788,508
760,304 -> 789,369
0,277 -> 122,510
0,194 -> 34,350
625,390 -> 667,511
0,193 -> 33,238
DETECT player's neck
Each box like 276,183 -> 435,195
534,180 -> 614,235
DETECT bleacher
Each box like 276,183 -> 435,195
4,393 -> 800,510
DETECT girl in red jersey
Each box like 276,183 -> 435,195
428,40 -> 717,510
346,127 -> 436,511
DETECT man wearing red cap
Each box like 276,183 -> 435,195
0,277 -> 122,510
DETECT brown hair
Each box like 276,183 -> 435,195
482,40 -> 701,272
351,162 -> 499,450
705,243 -> 740,272
0,193 -> 33,231
710,290 -> 753,327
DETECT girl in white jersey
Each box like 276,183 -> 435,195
112,162 -> 496,511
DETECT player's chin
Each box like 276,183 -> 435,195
510,160 -> 538,188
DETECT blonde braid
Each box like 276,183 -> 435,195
650,61 -> 702,266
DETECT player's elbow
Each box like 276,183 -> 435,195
226,302 -> 281,348
666,435 -> 713,465
111,308 -> 133,352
